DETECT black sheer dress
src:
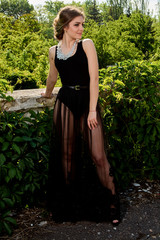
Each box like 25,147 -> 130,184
47,41 -> 116,221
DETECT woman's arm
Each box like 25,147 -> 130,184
41,46 -> 58,98
83,39 -> 99,130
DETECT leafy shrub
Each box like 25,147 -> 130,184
0,108 -> 53,235
83,11 -> 155,68
0,79 -> 12,92
5,70 -> 39,90
0,13 -> 55,90
0,192 -> 17,235
99,60 -> 160,188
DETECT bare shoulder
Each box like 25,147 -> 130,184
82,39 -> 96,53
82,39 -> 95,49
49,45 -> 57,60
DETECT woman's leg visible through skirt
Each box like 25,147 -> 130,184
53,100 -> 77,185
80,109 -> 120,224
50,100 -> 80,220
81,110 -> 116,195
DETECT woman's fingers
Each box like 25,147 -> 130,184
41,93 -> 53,98
87,112 -> 98,130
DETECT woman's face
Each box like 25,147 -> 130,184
64,16 -> 84,40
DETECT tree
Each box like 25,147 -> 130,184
83,11 -> 155,67
106,0 -> 129,20
14,14 -> 40,32
0,12 -> 56,89
84,0 -> 102,23
44,0 -> 64,16
158,0 -> 160,21
99,2 -> 111,22
132,0 -> 149,15
128,11 -> 154,58
0,0 -> 34,19
151,11 -> 160,60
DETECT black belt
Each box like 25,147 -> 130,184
63,85 -> 88,90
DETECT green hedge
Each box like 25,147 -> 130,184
5,69 -> 39,90
99,60 -> 160,186
0,108 -> 52,235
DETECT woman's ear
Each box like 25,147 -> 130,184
64,24 -> 69,32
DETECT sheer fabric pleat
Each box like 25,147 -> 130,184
47,99 -> 116,220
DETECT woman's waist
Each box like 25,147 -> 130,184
60,77 -> 90,88
62,85 -> 89,91
58,86 -> 89,99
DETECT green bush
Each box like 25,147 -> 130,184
83,12 -> 155,68
0,108 -> 52,235
99,60 -> 160,188
5,69 -> 39,90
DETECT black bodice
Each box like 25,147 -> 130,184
54,40 -> 90,118
55,41 -> 90,87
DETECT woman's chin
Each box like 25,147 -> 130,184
77,34 -> 82,39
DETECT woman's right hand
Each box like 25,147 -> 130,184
87,111 -> 98,130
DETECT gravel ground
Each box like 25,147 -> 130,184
1,180 -> 159,240
31,200 -> 160,240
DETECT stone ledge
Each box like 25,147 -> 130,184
0,88 -> 60,112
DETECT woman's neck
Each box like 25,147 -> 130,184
61,35 -> 77,49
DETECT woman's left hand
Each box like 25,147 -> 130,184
41,92 -> 53,98
87,111 -> 98,130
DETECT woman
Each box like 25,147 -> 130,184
41,6 -> 120,225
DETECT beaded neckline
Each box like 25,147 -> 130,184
57,40 -> 78,60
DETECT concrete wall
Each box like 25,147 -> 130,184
0,88 -> 60,113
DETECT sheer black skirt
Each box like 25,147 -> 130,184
47,96 -> 116,221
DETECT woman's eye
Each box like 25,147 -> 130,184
74,23 -> 85,27
82,23 -> 85,27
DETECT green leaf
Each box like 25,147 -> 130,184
2,142 -> 10,151
6,96 -> 14,102
8,168 -> 16,179
0,187 -> 10,198
39,150 -> 48,160
12,143 -> 21,154
0,153 -> 6,166
13,136 -> 24,142
3,198 -> 14,207
6,134 -> 13,141
5,175 -> 11,183
2,210 -> 11,218
5,217 -> 17,225
3,221 -> 12,235
2,122 -> 7,130
30,141 -> 36,148
22,136 -> 32,141
7,123 -> 13,130
152,127 -> 157,138
0,137 -> 4,143
0,200 -> 5,209
16,169 -> 22,180
22,117 -> 33,123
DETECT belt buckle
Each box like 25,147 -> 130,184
75,85 -> 80,90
